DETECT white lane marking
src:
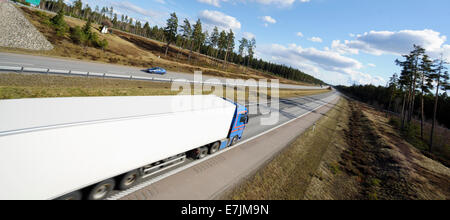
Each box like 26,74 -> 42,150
107,94 -> 339,200
0,62 -> 34,66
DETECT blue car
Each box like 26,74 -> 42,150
147,67 -> 167,75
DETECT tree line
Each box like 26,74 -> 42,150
337,45 -> 449,153
19,0 -> 325,85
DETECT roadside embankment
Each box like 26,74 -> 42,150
0,2 -> 53,50
226,98 -> 450,200
0,73 -> 330,100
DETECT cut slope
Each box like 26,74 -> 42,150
0,2 -> 53,50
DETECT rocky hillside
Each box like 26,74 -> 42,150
0,2 -> 53,50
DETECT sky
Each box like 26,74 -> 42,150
73,0 -> 450,86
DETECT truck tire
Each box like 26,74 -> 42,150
198,147 -> 209,159
86,179 -> 115,200
209,142 -> 220,154
117,170 -> 140,190
55,191 -> 82,200
230,136 -> 239,146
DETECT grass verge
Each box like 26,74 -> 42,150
224,98 -> 348,200
0,73 -> 330,100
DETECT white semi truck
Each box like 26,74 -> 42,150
0,95 -> 249,200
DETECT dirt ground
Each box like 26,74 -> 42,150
345,102 -> 449,199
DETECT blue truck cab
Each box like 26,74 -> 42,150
219,100 -> 249,149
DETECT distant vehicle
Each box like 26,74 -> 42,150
0,95 -> 249,200
147,67 -> 166,75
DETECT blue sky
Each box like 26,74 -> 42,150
77,0 -> 450,85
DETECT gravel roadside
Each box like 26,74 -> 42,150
0,1 -> 53,50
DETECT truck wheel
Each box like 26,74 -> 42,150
230,136 -> 239,146
209,142 -> 220,154
56,191 -> 82,200
117,170 -> 140,190
87,179 -> 115,200
198,147 -> 209,159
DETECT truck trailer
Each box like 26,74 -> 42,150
0,95 -> 249,200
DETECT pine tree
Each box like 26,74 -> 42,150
418,54 -> 434,139
143,22 -> 151,38
192,19 -> 203,52
164,12 -> 178,57
396,55 -> 413,128
429,57 -> 449,151
407,45 -> 426,123
51,9 -> 68,37
247,38 -> 256,67
82,19 -> 92,36
218,30 -> 228,60
186,19 -> 202,60
73,0 -> 82,17
83,4 -> 91,20
223,29 -> 235,68
111,14 -> 117,28
56,0 -> 64,12
203,31 -> 212,56
238,38 -> 248,57
180,19 -> 192,51
210,27 -> 219,58
387,73 -> 399,114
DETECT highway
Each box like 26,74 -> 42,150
0,51 -> 338,200
109,91 -> 340,200
0,52 -> 324,90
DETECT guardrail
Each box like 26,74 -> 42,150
0,64 -> 328,90
0,65 -> 282,88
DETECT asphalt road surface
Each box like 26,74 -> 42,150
0,52 -> 324,90
108,91 -> 340,200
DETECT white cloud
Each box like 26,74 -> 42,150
296,32 -> 304,37
367,63 -> 376,67
94,1 -> 168,26
197,0 -> 223,7
260,43 -> 361,73
345,70 -> 386,86
198,10 -> 241,30
260,16 -> 276,27
308,37 -> 323,43
110,2 -> 158,17
197,0 -> 310,8
253,0 -> 304,7
331,40 -> 359,54
334,29 -> 448,57
261,16 -> 277,24
257,43 -> 385,86
242,32 -> 256,39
